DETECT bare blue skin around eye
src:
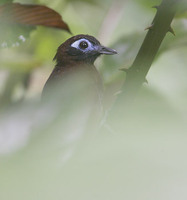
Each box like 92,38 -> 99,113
71,39 -> 95,53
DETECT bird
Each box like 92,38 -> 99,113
42,34 -> 117,115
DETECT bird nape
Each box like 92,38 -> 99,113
42,34 -> 117,117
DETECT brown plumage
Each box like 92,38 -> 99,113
42,34 -> 117,109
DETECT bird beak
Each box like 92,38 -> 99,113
97,45 -> 117,55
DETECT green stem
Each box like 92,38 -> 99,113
116,0 -> 182,107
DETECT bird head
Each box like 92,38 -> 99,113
53,34 -> 117,64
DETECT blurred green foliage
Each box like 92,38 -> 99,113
0,0 -> 187,199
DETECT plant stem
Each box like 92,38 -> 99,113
115,0 -> 182,108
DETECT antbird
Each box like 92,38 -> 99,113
42,34 -> 117,115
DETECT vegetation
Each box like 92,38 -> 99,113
0,0 -> 187,199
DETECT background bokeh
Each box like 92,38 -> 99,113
0,0 -> 187,199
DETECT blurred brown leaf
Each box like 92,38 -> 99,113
0,3 -> 71,32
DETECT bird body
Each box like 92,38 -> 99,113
43,60 -> 102,96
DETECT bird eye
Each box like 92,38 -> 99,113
79,41 -> 88,49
